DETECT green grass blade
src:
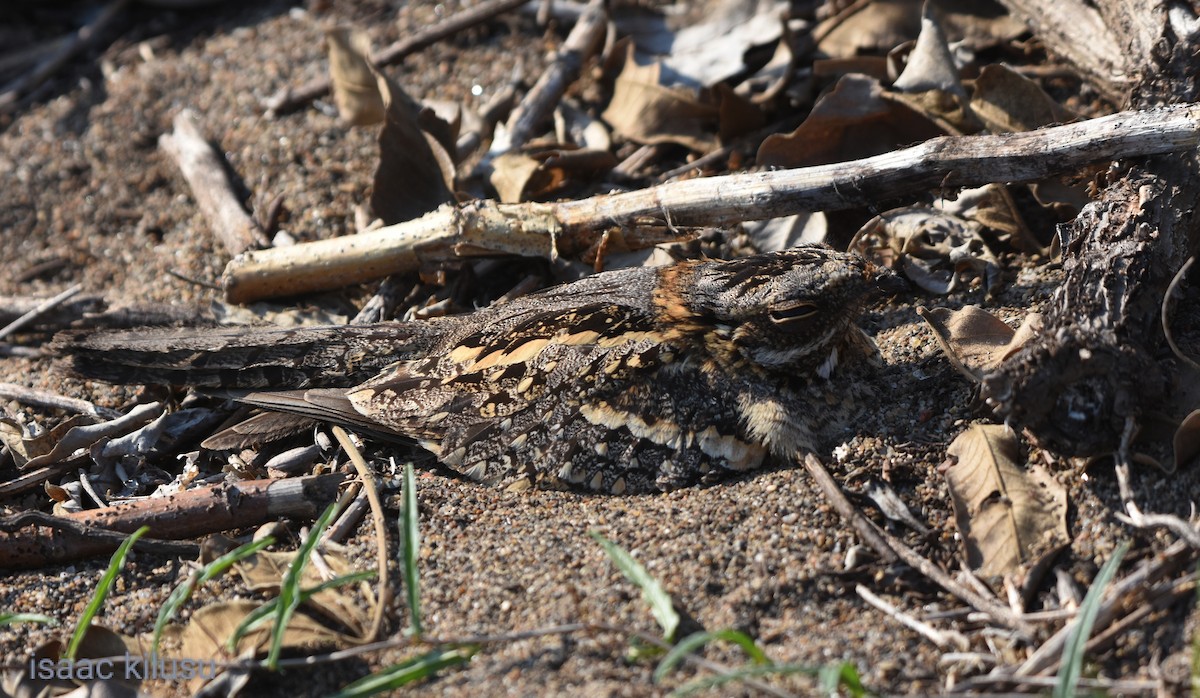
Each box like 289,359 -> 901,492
1055,540 -> 1130,698
66,525 -> 149,659
152,535 -> 276,653
671,662 -> 850,697
225,569 -> 377,653
1192,564 -> 1199,696
400,461 -> 422,638
654,629 -> 769,682
265,502 -> 341,669
0,613 -> 55,627
590,530 -> 679,641
329,646 -> 476,697
819,661 -> 866,697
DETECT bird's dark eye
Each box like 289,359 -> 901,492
768,302 -> 819,325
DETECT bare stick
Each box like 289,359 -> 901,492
223,103 -> 1200,302
0,291 -> 104,328
0,473 -> 347,569
855,584 -> 969,650
501,0 -> 607,150
802,454 -> 1036,636
263,0 -> 531,115
0,284 -> 81,342
159,109 -> 266,255
0,381 -> 120,419
0,0 -> 131,113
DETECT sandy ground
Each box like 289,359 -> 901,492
1,2 -> 1197,696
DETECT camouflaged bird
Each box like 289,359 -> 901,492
58,245 -> 901,493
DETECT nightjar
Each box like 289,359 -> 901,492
57,245 -> 902,493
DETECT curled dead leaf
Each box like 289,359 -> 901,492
756,74 -> 946,168
370,73 -> 458,224
970,64 -> 1076,134
327,27 -> 385,126
491,146 -> 618,203
234,549 -> 372,638
917,305 -> 1042,381
945,424 -> 1067,582
20,402 -> 164,471
602,42 -> 726,152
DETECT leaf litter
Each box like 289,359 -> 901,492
0,0 -> 1197,695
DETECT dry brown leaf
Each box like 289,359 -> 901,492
0,416 -> 74,467
756,74 -> 946,168
178,599 -> 344,660
490,146 -> 618,203
917,305 -> 1042,381
326,27 -> 385,126
970,64 -> 1076,134
234,549 -> 371,638
817,0 -> 922,58
945,424 -> 1068,580
602,43 -> 720,152
370,72 -> 457,225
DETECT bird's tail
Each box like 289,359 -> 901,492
52,323 -> 422,389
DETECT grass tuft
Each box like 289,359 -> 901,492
265,501 -> 341,669
66,525 -> 149,660
329,646 -> 477,697
590,530 -> 679,641
152,535 -> 275,653
1055,540 -> 1130,698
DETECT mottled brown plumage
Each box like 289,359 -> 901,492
56,245 -> 900,493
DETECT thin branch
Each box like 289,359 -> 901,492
331,426 -> 391,645
803,454 -> 1036,636
855,584 -> 969,650
222,103 -> 1200,302
0,381 -> 121,419
499,0 -> 606,150
0,284 -> 82,342
0,473 -> 347,569
0,0 -> 132,113
159,109 -> 267,255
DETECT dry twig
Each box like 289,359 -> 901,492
222,103 -> 1200,302
0,284 -> 82,342
802,455 -> 1036,636
499,0 -> 607,151
159,109 -> 267,255
331,426 -> 391,645
0,473 -> 346,569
